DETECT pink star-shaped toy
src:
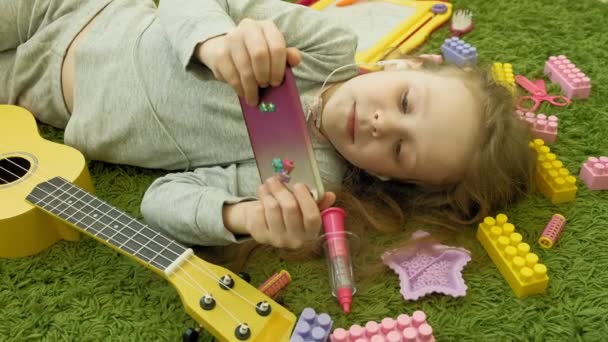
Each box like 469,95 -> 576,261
381,230 -> 471,301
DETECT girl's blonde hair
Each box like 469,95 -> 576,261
208,57 -> 537,272
334,57 -> 536,234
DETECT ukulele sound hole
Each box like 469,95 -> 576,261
0,156 -> 31,185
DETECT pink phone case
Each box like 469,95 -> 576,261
239,67 -> 325,200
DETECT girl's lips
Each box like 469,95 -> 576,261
347,103 -> 356,143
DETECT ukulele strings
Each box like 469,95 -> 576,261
0,152 -> 273,327
0,164 -> 250,327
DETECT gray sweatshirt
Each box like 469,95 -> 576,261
137,0 -> 360,246
1,0 -> 359,246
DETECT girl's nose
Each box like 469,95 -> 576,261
371,110 -> 387,138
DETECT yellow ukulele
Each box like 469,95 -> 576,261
0,105 -> 296,341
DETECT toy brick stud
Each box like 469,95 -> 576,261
539,214 -> 567,249
381,317 -> 397,334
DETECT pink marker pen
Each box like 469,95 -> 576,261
321,207 -> 356,313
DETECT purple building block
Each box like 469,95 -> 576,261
440,37 -> 477,67
290,307 -> 333,342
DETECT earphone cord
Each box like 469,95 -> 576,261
306,60 -> 393,129
306,62 -> 360,128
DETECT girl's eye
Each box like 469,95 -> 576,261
400,90 -> 410,113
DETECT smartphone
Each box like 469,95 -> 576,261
238,66 -> 325,201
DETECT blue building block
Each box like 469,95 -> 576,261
289,307 -> 333,342
441,37 -> 477,67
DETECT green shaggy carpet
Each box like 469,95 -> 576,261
2,0 -> 608,340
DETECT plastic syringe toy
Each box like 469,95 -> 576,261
321,207 -> 356,313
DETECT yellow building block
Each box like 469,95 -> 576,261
477,214 -> 549,298
492,62 -> 516,95
529,139 -> 577,204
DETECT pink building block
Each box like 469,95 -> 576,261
579,156 -> 608,190
330,311 -> 435,342
544,55 -> 591,99
515,110 -> 558,143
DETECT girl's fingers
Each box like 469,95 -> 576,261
317,191 -> 336,211
265,177 -> 304,243
217,56 -> 244,99
257,182 -> 287,247
292,183 -> 322,238
261,21 -> 287,87
229,34 -> 258,105
246,202 -> 270,245
286,47 -> 302,67
243,24 -> 271,88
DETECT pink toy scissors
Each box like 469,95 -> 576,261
515,75 -> 571,112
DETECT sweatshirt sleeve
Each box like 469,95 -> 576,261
140,165 -> 255,246
0,0 -> 30,51
157,0 -> 358,82
157,0 -> 236,69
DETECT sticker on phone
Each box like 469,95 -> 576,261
272,158 -> 294,183
259,102 -> 276,113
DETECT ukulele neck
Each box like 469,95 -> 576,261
26,176 -> 186,273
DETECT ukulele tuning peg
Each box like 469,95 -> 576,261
199,293 -> 216,310
219,274 -> 235,290
238,271 -> 251,283
235,323 -> 251,341
182,327 -> 200,342
256,301 -> 272,316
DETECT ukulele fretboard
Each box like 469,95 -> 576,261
26,177 -> 187,272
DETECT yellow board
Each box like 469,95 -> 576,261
311,0 -> 452,64
529,139 -> 577,204
0,105 -> 296,341
0,105 -> 93,258
477,214 -> 549,298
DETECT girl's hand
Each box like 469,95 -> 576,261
195,18 -> 302,106
245,176 -> 335,249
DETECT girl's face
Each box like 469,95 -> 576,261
320,69 -> 481,185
